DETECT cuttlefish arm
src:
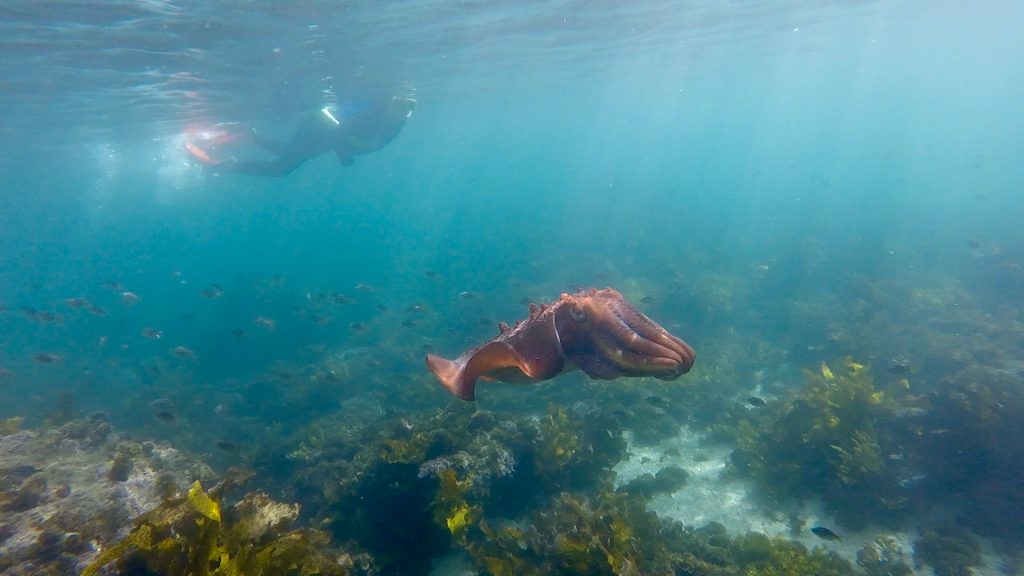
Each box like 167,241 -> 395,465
554,289 -> 695,380
426,288 -> 695,401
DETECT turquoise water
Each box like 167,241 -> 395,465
2,1 -> 1024,573
8,0 -> 1024,412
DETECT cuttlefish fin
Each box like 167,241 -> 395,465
426,341 -> 532,401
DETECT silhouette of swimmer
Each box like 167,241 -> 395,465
186,96 -> 416,176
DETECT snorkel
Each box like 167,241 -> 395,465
320,105 -> 341,126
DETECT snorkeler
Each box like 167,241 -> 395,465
186,96 -> 416,176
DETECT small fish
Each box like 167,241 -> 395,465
888,363 -> 912,375
65,297 -> 89,308
150,398 -> 175,411
405,303 -> 428,313
608,408 -> 634,420
33,352 -> 62,364
355,283 -> 375,293
374,304 -> 389,312
120,291 -> 141,305
35,311 -> 61,322
458,291 -> 478,299
253,316 -> 276,329
87,306 -> 107,316
747,396 -> 767,407
230,329 -> 247,338
140,327 -> 163,340
810,526 -> 841,541
349,322 -> 367,332
200,284 -> 224,299
0,368 -> 15,378
639,295 -> 657,304
898,473 -> 927,487
214,440 -> 241,452
423,270 -> 440,279
478,317 -> 491,325
5,464 -> 39,478
21,307 -> 37,317
519,298 -> 533,306
171,346 -> 196,358
401,319 -> 418,328
332,294 -> 350,304
150,398 -> 176,423
645,395 -> 669,408
892,406 -> 928,418
311,315 -> 330,325
102,280 -> 122,291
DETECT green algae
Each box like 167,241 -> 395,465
0,416 -> 23,436
730,358 -> 911,528
914,527 -> 983,576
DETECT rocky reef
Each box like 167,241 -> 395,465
728,358 -> 914,529
81,474 -> 374,576
5,342 -> 1020,575
0,412 -> 213,575
0,414 -> 374,576
271,400 -> 885,575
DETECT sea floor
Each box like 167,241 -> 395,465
613,426 -> 1018,576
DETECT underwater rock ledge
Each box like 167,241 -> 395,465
0,413 -> 213,575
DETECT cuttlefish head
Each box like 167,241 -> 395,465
553,288 -> 695,380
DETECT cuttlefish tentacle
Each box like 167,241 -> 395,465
601,318 -> 687,364
602,298 -> 691,363
593,313 -> 696,373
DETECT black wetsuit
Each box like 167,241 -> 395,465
224,96 -> 416,177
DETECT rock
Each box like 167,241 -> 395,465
229,491 -> 301,541
0,416 -> 214,575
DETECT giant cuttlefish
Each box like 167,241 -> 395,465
426,288 -> 695,401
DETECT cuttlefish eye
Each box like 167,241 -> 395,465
569,305 -> 587,322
